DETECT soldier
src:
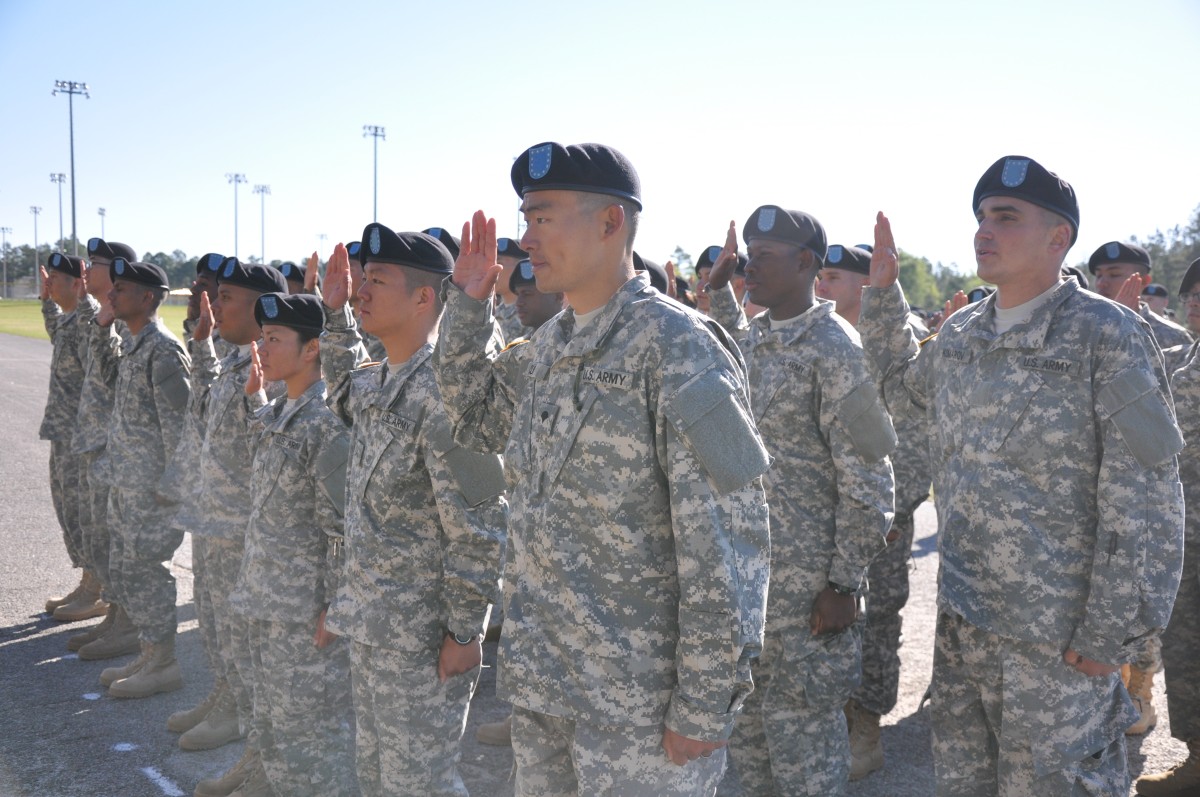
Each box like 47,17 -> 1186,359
705,212 -> 895,796
93,257 -> 192,699
278,261 -> 308,294
337,241 -> 388,363
226,292 -> 357,797
859,155 -> 1184,795
694,244 -> 720,315
816,242 -> 932,779
1143,283 -> 1171,316
38,252 -> 104,622
1089,240 -> 1193,349
320,226 -> 506,797
1178,259 -> 1200,337
182,259 -> 288,797
435,141 -> 771,795
1135,264 -> 1200,795
69,239 -> 144,659
423,226 -> 462,259
494,237 -> 531,342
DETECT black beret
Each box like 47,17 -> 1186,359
509,259 -> 536,292
743,206 -> 827,264
824,244 -> 872,276
695,245 -> 723,271
87,237 -> 137,262
254,292 -> 324,331
345,241 -> 362,263
195,252 -> 225,275
497,238 -> 528,260
855,243 -> 874,253
47,252 -> 84,278
278,261 -> 304,281
216,257 -> 289,294
361,223 -> 454,275
1061,264 -> 1090,290
1142,283 -> 1168,299
511,141 -> 642,210
422,227 -> 461,260
1180,258 -> 1200,297
973,156 -> 1079,245
966,285 -> 995,304
632,251 -> 668,293
1087,241 -> 1151,275
110,257 -> 169,289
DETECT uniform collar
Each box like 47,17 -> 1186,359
552,272 -> 653,354
747,298 -> 835,347
124,317 -> 165,355
377,341 -> 434,408
954,278 -> 1077,350
270,378 -> 327,429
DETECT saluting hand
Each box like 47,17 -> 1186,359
303,251 -> 321,298
454,211 -> 502,301
323,245 -> 352,311
244,342 -> 263,396
1115,272 -> 1148,312
705,221 -> 740,292
39,266 -> 50,301
193,291 -> 214,341
933,291 -> 969,332
869,212 -> 900,289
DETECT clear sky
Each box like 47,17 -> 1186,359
1,0 -> 1197,277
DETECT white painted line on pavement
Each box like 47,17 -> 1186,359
112,742 -> 138,752
140,767 -> 185,796
35,653 -> 79,665
82,693 -> 102,700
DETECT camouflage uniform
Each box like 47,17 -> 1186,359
433,273 -> 772,796
321,304 -> 507,797
40,298 -> 88,570
1160,344 -> 1200,743
709,285 -> 895,796
73,296 -> 126,589
1142,302 -> 1194,350
100,319 -> 191,643
187,339 -> 268,727
855,313 -> 932,718
859,279 -> 1185,795
230,379 -> 358,796
494,298 -> 527,344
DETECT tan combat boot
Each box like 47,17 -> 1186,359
100,641 -> 151,687
67,602 -> 117,651
45,571 -> 88,614
194,746 -> 259,797
1136,739 -> 1200,796
108,637 -> 183,698
226,766 -> 272,797
476,714 -> 513,746
1126,665 -> 1158,735
52,571 -> 108,622
168,682 -> 226,734
847,699 -> 885,781
79,604 -> 140,660
179,687 -> 243,751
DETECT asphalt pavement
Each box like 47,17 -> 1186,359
0,331 -> 1187,796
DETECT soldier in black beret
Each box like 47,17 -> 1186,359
632,251 -> 669,293
1088,240 -> 1193,348
695,244 -> 749,316
204,257 -> 289,354
508,258 -> 564,336
423,227 -> 461,260
1178,258 -> 1200,336
1142,282 -> 1170,316
277,261 -> 312,295
493,237 -> 531,343
815,244 -> 873,326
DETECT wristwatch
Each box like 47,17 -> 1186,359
451,632 -> 477,645
826,580 -> 857,596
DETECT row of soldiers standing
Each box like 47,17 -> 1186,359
32,141 -> 1200,797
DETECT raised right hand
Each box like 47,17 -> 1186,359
39,266 -> 50,301
705,221 -> 739,292
193,291 -> 214,341
323,245 -> 352,310
244,342 -> 263,395
454,210 -> 502,301
869,212 -> 900,289
303,251 -> 321,298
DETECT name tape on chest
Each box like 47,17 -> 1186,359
380,412 -> 417,435
273,434 -> 303,453
578,367 -> 636,389
1019,356 -> 1079,376
940,347 -> 973,364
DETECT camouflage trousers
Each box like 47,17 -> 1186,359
190,535 -> 222,683
203,535 -> 255,731
854,510 -> 915,716
348,641 -> 479,797
78,449 -> 113,590
726,626 -> 861,796
49,440 -> 85,569
930,611 -> 1135,796
106,487 -> 183,644
511,706 -> 725,797
247,618 -> 359,797
1161,541 -> 1200,742
1131,634 -> 1163,674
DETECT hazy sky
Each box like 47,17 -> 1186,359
1,0 -> 1197,276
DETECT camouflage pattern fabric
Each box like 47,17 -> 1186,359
101,318 -> 191,641
494,298 -> 527,344
1141,302 -> 1194,350
859,279 -> 1185,790
248,618 -> 358,797
709,285 -> 894,795
40,300 -> 87,568
433,273 -> 771,751
511,706 -> 725,797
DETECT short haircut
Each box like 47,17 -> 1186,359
147,286 -> 168,311
401,266 -> 446,312
576,191 -> 639,251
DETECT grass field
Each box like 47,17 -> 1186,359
0,299 -> 189,341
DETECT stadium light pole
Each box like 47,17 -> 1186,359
252,185 -> 270,264
363,125 -> 385,222
226,173 -> 247,258
50,174 -> 66,248
1,227 -> 11,300
52,81 -> 89,256
98,207 -> 105,238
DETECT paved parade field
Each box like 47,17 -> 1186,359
0,332 -> 1185,796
